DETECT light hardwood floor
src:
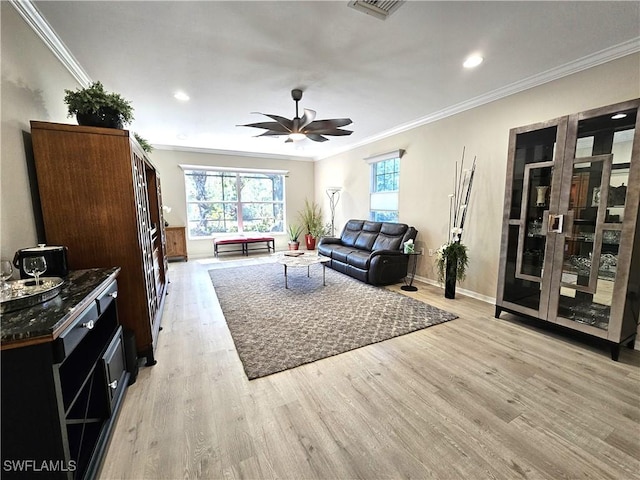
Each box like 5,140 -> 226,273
100,256 -> 640,479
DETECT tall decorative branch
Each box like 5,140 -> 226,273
448,147 -> 476,244
437,148 -> 476,289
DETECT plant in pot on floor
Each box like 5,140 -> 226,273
287,224 -> 303,250
298,199 -> 323,250
64,81 -> 134,129
436,240 -> 469,299
436,148 -> 476,299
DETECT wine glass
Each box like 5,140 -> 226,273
0,260 -> 13,292
23,256 -> 47,287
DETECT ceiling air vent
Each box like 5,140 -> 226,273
348,0 -> 405,20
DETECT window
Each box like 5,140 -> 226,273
366,150 -> 403,222
184,168 -> 285,238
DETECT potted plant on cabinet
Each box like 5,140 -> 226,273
64,81 -> 134,129
287,224 -> 303,250
134,133 -> 153,153
298,199 -> 323,250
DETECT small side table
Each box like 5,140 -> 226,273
401,252 -> 420,292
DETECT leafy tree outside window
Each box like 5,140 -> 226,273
185,169 -> 284,237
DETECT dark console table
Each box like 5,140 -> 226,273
1,268 -> 129,479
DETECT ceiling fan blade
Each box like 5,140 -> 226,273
238,121 -> 291,134
307,129 -> 353,136
299,109 -> 316,129
256,130 -> 287,137
305,118 -> 353,131
306,134 -> 329,142
260,114 -> 294,130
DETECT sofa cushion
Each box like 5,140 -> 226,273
354,231 -> 377,251
331,245 -> 359,263
340,220 -> 364,247
372,233 -> 403,251
346,250 -> 371,269
381,223 -> 408,236
362,221 -> 382,233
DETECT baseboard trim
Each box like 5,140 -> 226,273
413,274 -> 495,305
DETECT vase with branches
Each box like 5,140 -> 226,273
436,147 -> 476,299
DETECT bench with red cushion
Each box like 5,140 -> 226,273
213,235 -> 275,257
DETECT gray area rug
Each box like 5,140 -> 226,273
209,262 -> 457,379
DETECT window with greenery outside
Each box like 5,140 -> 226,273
370,156 -> 400,222
185,170 -> 284,238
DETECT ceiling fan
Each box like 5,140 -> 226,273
239,89 -> 353,143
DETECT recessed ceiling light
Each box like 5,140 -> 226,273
611,113 -> 627,120
174,91 -> 190,101
463,54 -> 483,69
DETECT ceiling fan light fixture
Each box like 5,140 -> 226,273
289,132 -> 306,141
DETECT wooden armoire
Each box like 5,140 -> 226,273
30,121 -> 167,365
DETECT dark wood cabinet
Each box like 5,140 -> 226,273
165,226 -> 188,261
30,121 -> 167,365
495,99 -> 640,359
1,269 -> 127,480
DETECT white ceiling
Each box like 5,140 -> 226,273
29,1 -> 640,159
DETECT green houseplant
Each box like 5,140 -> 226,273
287,224 -> 303,250
64,81 -> 134,129
310,222 -> 331,240
436,241 -> 469,284
298,199 -> 323,250
134,133 -> 153,153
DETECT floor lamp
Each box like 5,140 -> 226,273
326,187 -> 341,236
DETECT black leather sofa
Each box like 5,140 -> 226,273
318,219 -> 418,285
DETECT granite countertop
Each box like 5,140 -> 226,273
1,267 -> 120,348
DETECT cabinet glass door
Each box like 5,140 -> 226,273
501,124 -> 563,315
553,107 -> 636,330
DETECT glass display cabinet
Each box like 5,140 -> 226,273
496,99 -> 640,360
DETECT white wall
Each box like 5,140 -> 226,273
314,53 -> 640,301
149,148 -> 314,258
0,3 -> 80,261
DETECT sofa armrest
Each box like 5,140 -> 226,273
369,249 -> 406,259
318,236 -> 342,247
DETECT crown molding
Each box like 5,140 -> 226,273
10,0 -> 91,86
152,144 -> 314,162
316,37 -> 640,161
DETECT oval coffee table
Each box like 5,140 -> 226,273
275,252 -> 331,289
